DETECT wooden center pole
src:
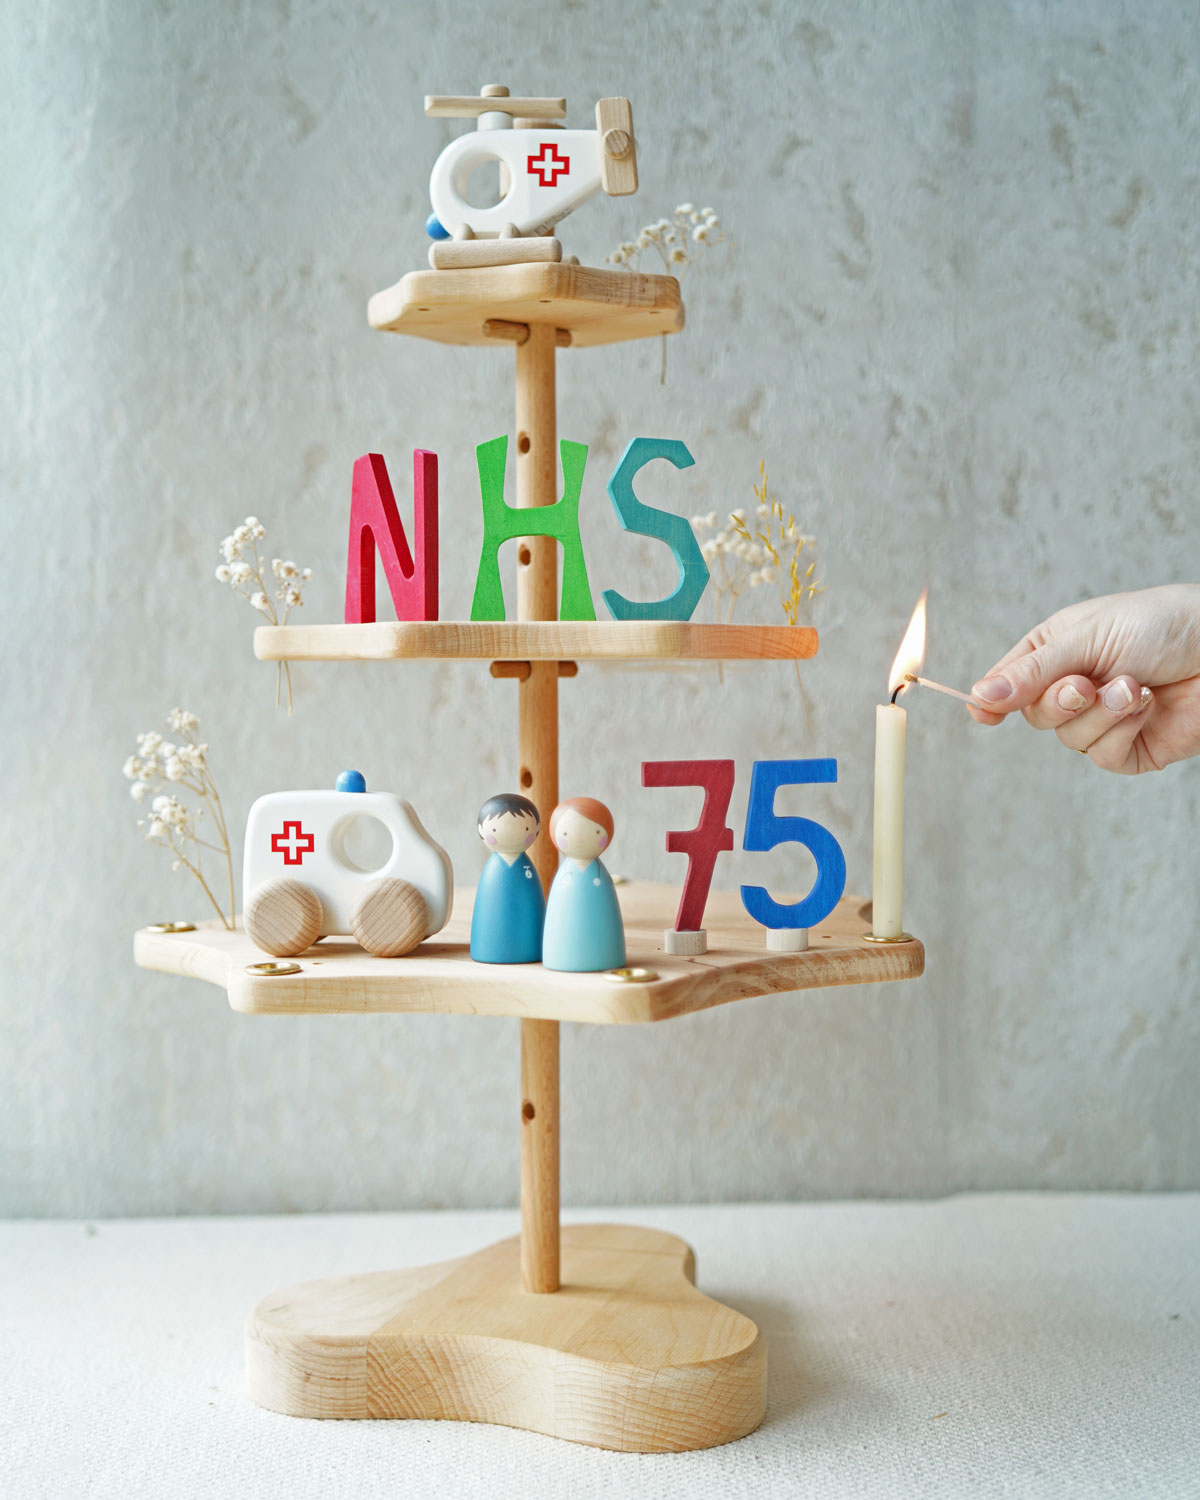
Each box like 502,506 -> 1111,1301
515,322 -> 560,1293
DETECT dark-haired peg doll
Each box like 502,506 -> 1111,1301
469,793 -> 545,964
541,797 -> 626,973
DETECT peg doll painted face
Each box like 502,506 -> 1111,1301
477,794 -> 540,862
549,797 -> 614,864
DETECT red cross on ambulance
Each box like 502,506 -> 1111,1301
270,820 -> 315,866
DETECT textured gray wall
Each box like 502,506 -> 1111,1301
4,0 -> 1199,1217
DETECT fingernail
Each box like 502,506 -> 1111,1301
973,676 -> 1013,703
1057,684 -> 1088,712
1102,679 -> 1134,712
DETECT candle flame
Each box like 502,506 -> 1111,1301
888,589 -> 927,696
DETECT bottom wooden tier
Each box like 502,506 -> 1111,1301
134,883 -> 924,1022
246,1222 -> 765,1452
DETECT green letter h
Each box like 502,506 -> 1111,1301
470,435 -> 596,621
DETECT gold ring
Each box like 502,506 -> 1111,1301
1075,748 -> 1089,756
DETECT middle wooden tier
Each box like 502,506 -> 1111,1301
134,884 -> 923,1022
255,621 -> 817,663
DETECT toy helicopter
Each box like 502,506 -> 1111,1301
422,84 -> 638,270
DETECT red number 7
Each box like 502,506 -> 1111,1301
641,761 -> 735,932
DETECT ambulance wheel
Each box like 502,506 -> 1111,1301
351,878 -> 429,958
244,878 -> 323,957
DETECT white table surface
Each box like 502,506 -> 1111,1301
3,1195 -> 1196,1499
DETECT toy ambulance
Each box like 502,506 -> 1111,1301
242,771 -> 453,959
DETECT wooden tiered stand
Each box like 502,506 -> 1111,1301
134,261 -> 924,1452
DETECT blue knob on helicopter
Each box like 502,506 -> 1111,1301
425,213 -> 450,241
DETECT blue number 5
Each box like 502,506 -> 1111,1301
740,759 -> 847,930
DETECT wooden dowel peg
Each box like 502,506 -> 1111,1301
490,660 -> 577,681
664,928 -> 707,956
483,320 -> 572,348
766,928 -> 809,952
484,319 -> 530,346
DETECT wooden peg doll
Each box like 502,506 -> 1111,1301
469,793 -> 545,964
541,797 -> 626,973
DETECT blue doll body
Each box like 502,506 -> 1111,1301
470,849 -> 545,963
540,796 -> 626,973
541,856 -> 625,972
469,792 -> 545,966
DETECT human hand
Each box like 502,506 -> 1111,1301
968,585 -> 1200,774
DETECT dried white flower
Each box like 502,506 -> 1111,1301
214,515 -> 312,710
123,710 -> 235,928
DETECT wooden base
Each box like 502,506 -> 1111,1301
245,1223 -> 765,1452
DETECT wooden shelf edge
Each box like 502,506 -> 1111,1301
254,621 -> 819,664
133,885 -> 922,1025
366,263 -> 685,349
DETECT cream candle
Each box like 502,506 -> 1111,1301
872,700 -> 907,938
868,591 -> 926,944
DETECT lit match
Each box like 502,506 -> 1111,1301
903,673 -> 979,705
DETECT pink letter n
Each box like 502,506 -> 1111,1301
345,451 -> 438,622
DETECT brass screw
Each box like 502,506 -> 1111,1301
244,961 -> 302,977
146,921 -> 196,934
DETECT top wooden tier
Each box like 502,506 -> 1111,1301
255,621 -> 817,663
367,263 -> 684,348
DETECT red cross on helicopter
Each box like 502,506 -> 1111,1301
526,141 -> 570,188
